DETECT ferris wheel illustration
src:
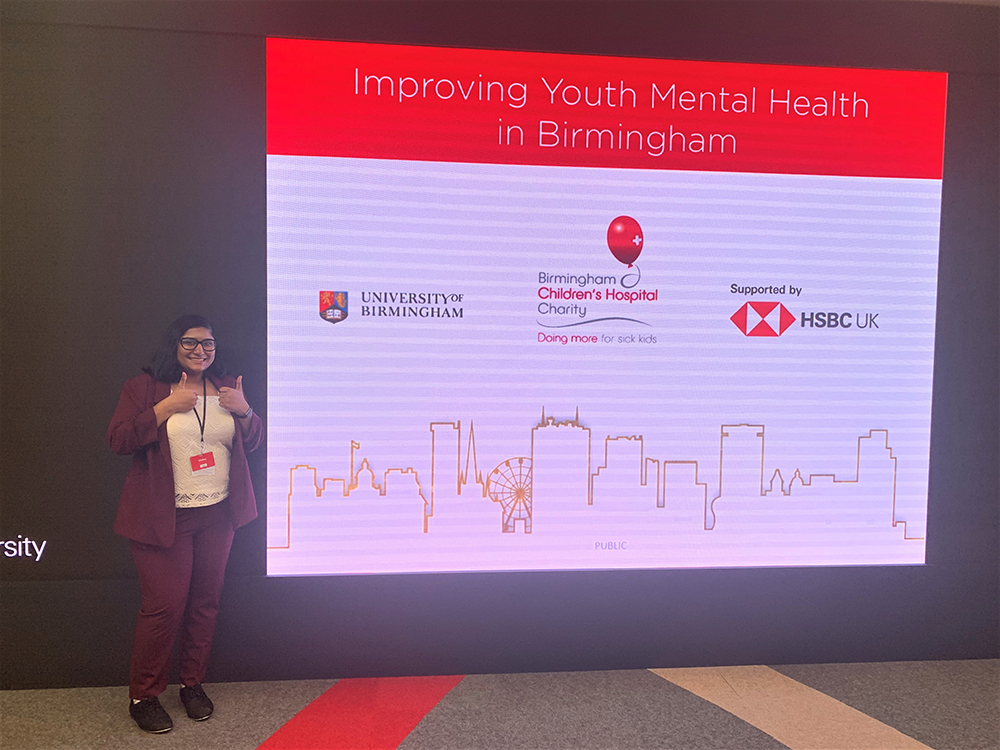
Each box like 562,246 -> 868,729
487,457 -> 532,534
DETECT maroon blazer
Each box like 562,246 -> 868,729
107,372 -> 264,546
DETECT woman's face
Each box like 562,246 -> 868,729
176,326 -> 216,377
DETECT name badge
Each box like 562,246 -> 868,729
190,451 -> 216,476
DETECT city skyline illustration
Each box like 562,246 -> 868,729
267,409 -> 924,573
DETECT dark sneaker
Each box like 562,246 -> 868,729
180,684 -> 214,721
129,696 -> 173,733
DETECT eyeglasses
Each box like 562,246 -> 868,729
179,337 -> 216,352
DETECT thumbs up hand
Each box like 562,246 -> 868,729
219,375 -> 250,417
166,372 -> 199,414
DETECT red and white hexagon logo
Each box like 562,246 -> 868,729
731,301 -> 795,336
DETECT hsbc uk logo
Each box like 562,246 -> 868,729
731,301 -> 795,336
732,302 -> 881,336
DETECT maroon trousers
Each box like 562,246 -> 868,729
129,500 -> 234,700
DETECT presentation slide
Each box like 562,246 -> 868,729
265,39 -> 947,576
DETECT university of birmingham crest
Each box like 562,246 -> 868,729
319,291 -> 348,324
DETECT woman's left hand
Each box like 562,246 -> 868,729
219,376 -> 250,416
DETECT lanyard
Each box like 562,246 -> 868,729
192,377 -> 208,449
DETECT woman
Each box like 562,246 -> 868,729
107,315 -> 263,733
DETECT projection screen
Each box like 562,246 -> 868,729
265,38 -> 947,576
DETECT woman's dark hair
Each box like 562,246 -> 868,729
144,314 -> 228,383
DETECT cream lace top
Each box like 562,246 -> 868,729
166,395 -> 235,508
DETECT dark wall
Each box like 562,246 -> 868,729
2,1 -> 997,689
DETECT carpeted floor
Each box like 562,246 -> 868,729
0,679 -> 336,750
772,660 -> 1000,750
1,660 -> 997,750
399,670 -> 786,750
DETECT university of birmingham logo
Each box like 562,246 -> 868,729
731,301 -> 795,337
320,291 -> 348,324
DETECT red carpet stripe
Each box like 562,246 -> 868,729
257,675 -> 465,750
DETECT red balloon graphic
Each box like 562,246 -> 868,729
607,216 -> 643,266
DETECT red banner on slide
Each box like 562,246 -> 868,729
267,38 -> 947,180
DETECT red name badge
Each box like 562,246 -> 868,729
190,451 -> 216,476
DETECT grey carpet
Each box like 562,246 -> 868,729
772,659 -> 1000,750
3,663 -> 998,750
0,679 -> 335,750
399,669 -> 790,750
